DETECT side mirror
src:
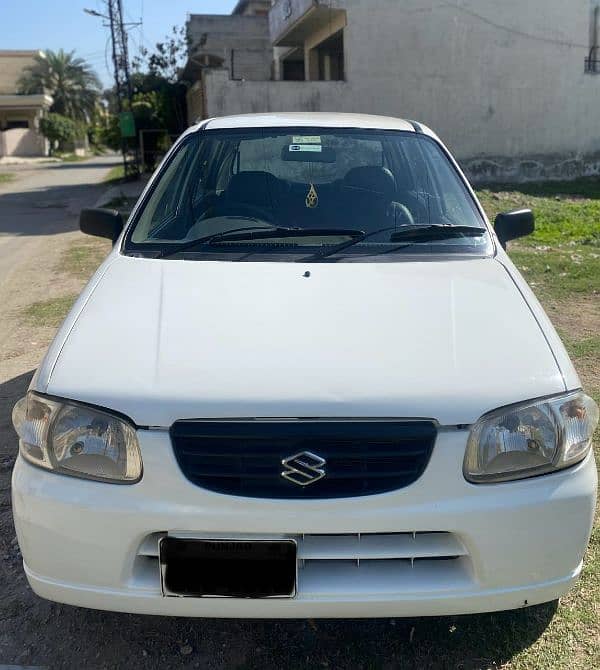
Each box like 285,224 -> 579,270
80,208 -> 124,244
494,209 -> 535,250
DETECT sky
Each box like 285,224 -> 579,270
2,0 -> 238,87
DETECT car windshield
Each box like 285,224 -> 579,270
125,127 -> 491,260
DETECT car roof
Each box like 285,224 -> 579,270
199,112 -> 419,133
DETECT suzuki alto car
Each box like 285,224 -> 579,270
12,113 -> 598,617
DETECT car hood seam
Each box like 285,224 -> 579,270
494,257 -> 567,392
41,254 -> 121,393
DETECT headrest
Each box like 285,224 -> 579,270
226,171 -> 277,205
343,166 -> 396,197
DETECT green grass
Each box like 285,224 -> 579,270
104,164 -> 125,183
508,246 -> 600,299
561,335 -> 600,361
477,178 -> 600,247
476,178 -> 600,300
0,172 -> 16,184
104,163 -> 143,186
55,152 -> 88,163
20,240 -> 110,329
59,239 -> 111,278
22,295 -> 78,328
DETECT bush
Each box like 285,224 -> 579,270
98,115 -> 121,151
39,113 -> 77,154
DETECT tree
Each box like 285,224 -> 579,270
19,49 -> 101,122
127,26 -> 194,134
39,113 -> 77,155
100,26 -> 191,168
132,25 -> 189,84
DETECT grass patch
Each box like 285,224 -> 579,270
104,164 -> 125,184
59,239 -> 111,278
477,178 -> 600,247
20,240 -> 110,331
23,295 -> 77,328
0,172 -> 16,184
55,153 -> 88,163
563,335 -> 600,361
508,246 -> 600,299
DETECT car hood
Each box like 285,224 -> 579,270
44,255 -> 565,426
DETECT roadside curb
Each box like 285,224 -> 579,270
93,177 -> 149,209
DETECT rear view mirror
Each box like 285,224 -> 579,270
494,209 -> 535,250
80,208 -> 124,244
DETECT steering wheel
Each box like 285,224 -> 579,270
216,202 -> 276,225
389,201 -> 416,228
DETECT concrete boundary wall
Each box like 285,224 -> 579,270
0,128 -> 45,157
203,69 -> 347,118
203,68 -> 600,183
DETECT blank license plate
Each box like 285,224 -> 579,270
160,537 -> 297,598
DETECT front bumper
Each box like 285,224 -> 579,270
12,428 -> 597,618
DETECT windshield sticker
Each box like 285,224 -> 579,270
289,144 -> 323,153
305,183 -> 319,209
292,135 -> 321,144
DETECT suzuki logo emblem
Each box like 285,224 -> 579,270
281,451 -> 326,486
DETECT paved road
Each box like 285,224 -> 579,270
0,155 -> 119,279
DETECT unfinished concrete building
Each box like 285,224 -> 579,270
183,0 -> 272,124
183,0 -> 600,181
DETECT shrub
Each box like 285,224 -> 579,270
39,113 -> 77,154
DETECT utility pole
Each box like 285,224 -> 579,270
85,2 -> 140,178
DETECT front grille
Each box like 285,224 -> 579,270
170,420 -> 437,499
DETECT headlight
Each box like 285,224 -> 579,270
464,391 -> 598,483
12,392 -> 142,483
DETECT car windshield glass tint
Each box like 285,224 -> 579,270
126,127 -> 491,259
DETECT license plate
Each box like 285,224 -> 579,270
160,537 -> 297,598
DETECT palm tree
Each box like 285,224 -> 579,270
18,49 -> 101,121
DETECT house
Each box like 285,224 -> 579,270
183,0 -> 600,182
183,0 -> 272,124
0,50 -> 53,158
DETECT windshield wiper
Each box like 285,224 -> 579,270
299,224 -> 486,262
388,224 -> 486,242
159,227 -> 364,259
301,226 -> 397,261
159,225 -> 285,258
365,225 -> 488,258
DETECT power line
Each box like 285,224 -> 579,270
85,1 -> 140,177
140,0 -> 145,58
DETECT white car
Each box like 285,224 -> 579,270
12,113 -> 598,618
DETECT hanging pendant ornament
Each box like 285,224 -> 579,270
305,183 -> 319,209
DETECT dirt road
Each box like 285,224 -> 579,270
0,156 -> 119,383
